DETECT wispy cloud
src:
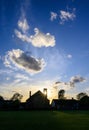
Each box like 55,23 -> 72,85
42,48 -> 67,75
15,28 -> 55,47
4,49 -> 46,74
0,55 -> 1,60
60,8 -> 76,24
50,8 -> 76,25
18,18 -> 29,33
14,73 -> 29,81
54,81 -> 70,91
15,29 -> 28,42
54,75 -> 86,89
17,0 -> 30,34
50,12 -> 57,21
0,69 -> 13,74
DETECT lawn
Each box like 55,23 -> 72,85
0,111 -> 89,130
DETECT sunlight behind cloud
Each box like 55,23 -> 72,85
4,49 -> 46,74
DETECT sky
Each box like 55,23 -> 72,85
0,0 -> 89,102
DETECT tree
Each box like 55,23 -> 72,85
10,92 -> 23,102
79,95 -> 89,109
58,89 -> 65,99
0,95 -> 4,101
10,93 -> 23,110
0,95 -> 4,110
76,92 -> 88,100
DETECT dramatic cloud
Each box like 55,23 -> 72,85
18,18 -> 29,33
50,12 -> 57,21
60,8 -> 76,24
4,49 -> 45,74
15,28 -> 55,47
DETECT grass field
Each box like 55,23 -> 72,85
0,111 -> 89,130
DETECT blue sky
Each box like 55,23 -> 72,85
0,0 -> 89,101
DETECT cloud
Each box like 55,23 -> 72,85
14,73 -> 29,81
50,12 -> 57,21
15,28 -> 55,47
18,18 -> 29,33
4,49 -> 46,74
0,69 -> 13,74
70,76 -> 86,87
70,76 -> 85,83
30,28 -> 55,47
9,73 -> 30,86
15,29 -> 28,42
55,81 -> 62,84
54,75 -> 85,89
54,81 -> 70,91
67,54 -> 72,59
50,8 -> 76,25
60,8 -> 76,24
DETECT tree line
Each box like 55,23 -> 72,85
58,89 -> 89,110
0,90 -> 89,110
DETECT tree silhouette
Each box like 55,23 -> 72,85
10,92 -> 23,102
0,95 -> 4,110
0,95 -> 4,101
58,89 -> 65,99
78,95 -> 89,109
76,92 -> 88,100
9,93 -> 23,110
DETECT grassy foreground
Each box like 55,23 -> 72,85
0,111 -> 89,130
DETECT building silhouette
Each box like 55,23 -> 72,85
26,89 -> 49,110
51,99 -> 79,110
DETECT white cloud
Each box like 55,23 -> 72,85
4,49 -> 46,74
60,8 -> 76,24
67,54 -> 72,59
30,28 -> 55,47
15,29 -> 29,42
0,69 -> 13,74
50,12 -> 57,21
18,18 -> 29,33
15,28 -> 55,47
6,77 -> 10,81
14,73 -> 29,80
